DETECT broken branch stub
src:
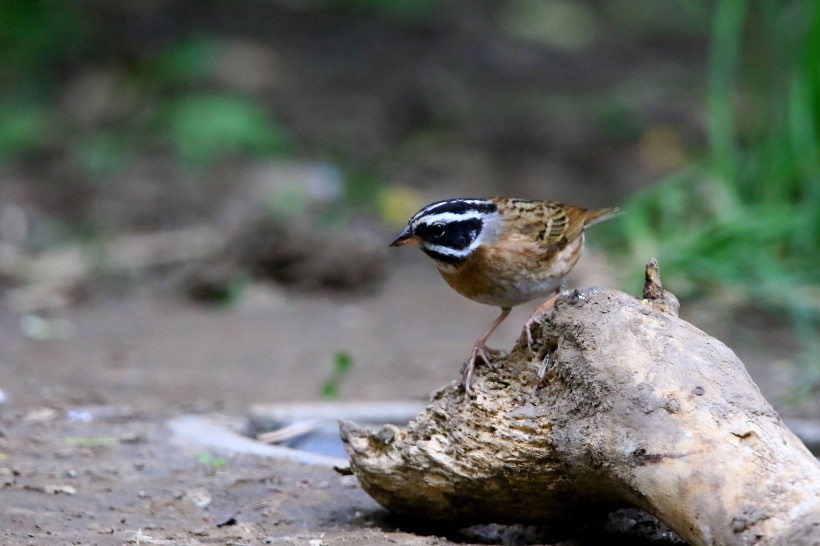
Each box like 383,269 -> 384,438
340,260 -> 820,546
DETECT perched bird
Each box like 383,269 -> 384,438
390,197 -> 619,392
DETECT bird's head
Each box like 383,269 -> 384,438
389,198 -> 500,265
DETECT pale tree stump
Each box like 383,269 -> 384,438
341,260 -> 820,546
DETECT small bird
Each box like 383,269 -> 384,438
390,197 -> 618,393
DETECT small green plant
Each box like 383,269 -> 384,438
197,453 -> 227,470
66,436 -> 119,447
321,351 -> 354,400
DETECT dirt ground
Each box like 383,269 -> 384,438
0,251 -> 814,546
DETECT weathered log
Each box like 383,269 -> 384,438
340,260 -> 820,546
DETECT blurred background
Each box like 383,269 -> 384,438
0,0 -> 817,416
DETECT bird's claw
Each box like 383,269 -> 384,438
524,310 -> 551,353
524,290 -> 563,353
463,342 -> 501,394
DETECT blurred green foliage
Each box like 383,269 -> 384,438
601,0 -> 710,38
0,4 -> 289,170
0,101 -> 55,161
160,94 -> 291,165
0,0 -> 86,88
1,0 -> 433,180
614,0 -> 820,377
139,38 -> 217,88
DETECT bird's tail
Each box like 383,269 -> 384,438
583,207 -> 621,228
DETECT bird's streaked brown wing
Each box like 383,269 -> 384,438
496,199 -> 618,259
536,203 -> 620,245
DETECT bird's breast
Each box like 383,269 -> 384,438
436,236 -> 584,307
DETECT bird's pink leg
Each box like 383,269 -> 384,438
464,307 -> 511,394
524,289 -> 562,352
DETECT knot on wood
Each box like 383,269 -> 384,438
642,258 -> 680,316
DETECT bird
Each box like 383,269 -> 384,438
390,197 -> 619,393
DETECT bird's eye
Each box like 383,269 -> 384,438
428,224 -> 445,238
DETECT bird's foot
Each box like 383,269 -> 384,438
463,342 -> 502,394
524,291 -> 562,352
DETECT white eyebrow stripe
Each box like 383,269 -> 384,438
411,211 -> 493,227
418,199 -> 489,216
410,200 -> 496,224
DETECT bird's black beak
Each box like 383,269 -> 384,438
389,226 -> 420,247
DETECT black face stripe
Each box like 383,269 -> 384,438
416,218 -> 483,250
414,199 -> 497,220
421,246 -> 465,264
